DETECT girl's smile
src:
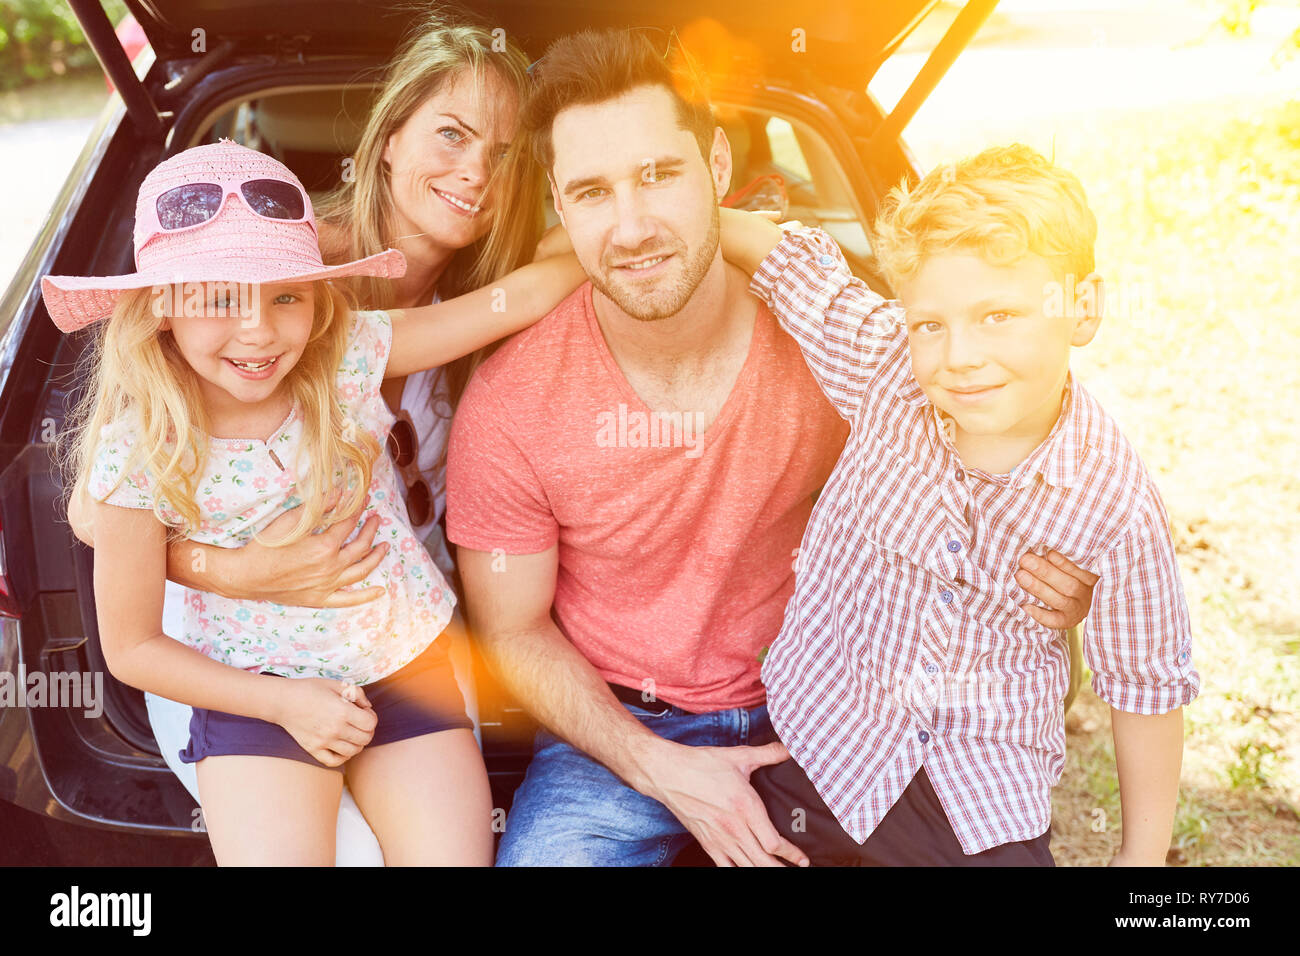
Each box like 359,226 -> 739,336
224,354 -> 282,378
160,281 -> 315,436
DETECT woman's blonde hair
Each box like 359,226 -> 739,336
873,143 -> 1097,291
315,8 -> 544,405
60,281 -> 379,548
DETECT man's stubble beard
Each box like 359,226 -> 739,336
589,203 -> 721,323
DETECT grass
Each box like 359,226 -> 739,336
909,92 -> 1300,866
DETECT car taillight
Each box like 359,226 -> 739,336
0,515 -> 19,619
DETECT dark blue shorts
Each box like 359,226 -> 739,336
178,637 -> 473,772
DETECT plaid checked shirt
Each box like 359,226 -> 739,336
752,228 -> 1200,854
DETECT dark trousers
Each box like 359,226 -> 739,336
753,758 -> 1054,867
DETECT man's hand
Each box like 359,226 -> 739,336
639,739 -> 809,867
241,488 -> 388,607
1016,549 -> 1099,628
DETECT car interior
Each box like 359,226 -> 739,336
47,77 -> 895,832
206,85 -> 887,286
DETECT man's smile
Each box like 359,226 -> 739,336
613,252 -> 674,275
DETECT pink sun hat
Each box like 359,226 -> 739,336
41,139 -> 406,333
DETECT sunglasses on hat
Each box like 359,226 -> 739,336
137,176 -> 315,244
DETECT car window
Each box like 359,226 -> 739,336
196,87 -> 879,275
717,107 -> 873,264
765,116 -> 814,181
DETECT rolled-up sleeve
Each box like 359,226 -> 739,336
748,227 -> 905,420
1084,497 -> 1200,714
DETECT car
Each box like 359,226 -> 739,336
0,0 -> 1024,848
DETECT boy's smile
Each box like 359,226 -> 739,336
899,251 -> 1102,473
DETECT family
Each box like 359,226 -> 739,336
47,12 -> 1198,867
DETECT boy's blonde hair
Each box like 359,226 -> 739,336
61,281 -> 380,548
872,143 -> 1097,291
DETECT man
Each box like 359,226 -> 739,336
445,28 -> 1092,867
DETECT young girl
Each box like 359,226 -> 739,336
44,140 -> 585,865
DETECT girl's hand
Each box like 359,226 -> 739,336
242,487 -> 389,608
273,677 -> 377,767
533,223 -> 573,261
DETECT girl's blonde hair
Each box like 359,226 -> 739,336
61,281 -> 380,548
315,9 -> 544,405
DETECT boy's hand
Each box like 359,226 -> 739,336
1016,549 -> 1099,628
1108,849 -> 1163,867
719,206 -> 787,275
273,677 -> 377,767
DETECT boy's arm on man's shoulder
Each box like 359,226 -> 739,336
723,210 -> 904,419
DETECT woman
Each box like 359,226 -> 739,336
71,11 -> 543,864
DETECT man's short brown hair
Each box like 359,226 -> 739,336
523,28 -> 717,172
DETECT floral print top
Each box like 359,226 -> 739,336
88,310 -> 456,685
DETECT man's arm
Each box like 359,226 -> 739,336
67,477 -> 387,607
457,544 -> 809,867
1110,706 -> 1184,866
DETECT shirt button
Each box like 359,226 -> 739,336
918,731 -> 930,743
818,254 -> 834,266
954,469 -> 965,482
946,540 -> 961,553
939,590 -> 954,604
925,664 -> 938,675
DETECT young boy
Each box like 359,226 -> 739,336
722,144 -> 1200,866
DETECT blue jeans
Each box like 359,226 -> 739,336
495,699 -> 774,866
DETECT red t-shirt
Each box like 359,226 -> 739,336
446,283 -> 848,712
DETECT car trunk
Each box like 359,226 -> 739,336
0,0 -> 999,832
101,0 -> 997,192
